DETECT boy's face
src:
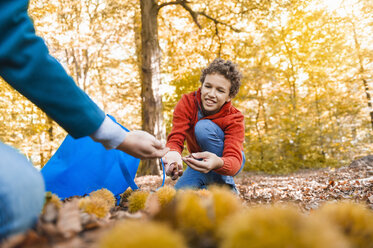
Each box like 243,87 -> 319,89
201,73 -> 232,115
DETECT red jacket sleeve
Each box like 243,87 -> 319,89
214,112 -> 245,176
166,94 -> 194,154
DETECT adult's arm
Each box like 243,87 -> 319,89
0,0 -> 104,138
0,0 -> 169,159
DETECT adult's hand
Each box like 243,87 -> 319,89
182,152 -> 223,174
162,151 -> 183,180
116,130 -> 169,159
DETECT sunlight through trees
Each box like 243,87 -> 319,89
1,0 -> 372,173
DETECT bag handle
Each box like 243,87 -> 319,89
107,114 -> 139,190
118,159 -> 138,190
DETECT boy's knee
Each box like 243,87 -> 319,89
194,120 -> 225,153
195,120 -> 223,141
195,119 -> 211,134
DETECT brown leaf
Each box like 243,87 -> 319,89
144,193 -> 161,217
53,237 -> 83,248
38,222 -> 60,237
80,212 -> 101,230
56,199 -> 82,238
41,203 -> 59,223
2,233 -> 26,248
110,210 -> 143,220
2,230 -> 47,248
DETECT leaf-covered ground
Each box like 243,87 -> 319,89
2,162 -> 372,248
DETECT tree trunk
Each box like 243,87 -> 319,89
254,88 -> 264,162
46,116 -> 54,165
138,0 -> 165,175
352,22 -> 373,131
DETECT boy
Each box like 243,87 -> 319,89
162,58 -> 245,192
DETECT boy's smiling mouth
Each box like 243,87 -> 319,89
204,98 -> 216,106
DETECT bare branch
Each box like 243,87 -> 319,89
158,0 -> 242,32
179,1 -> 202,29
157,0 -> 183,12
198,11 -> 242,32
214,22 -> 222,57
180,1 -> 241,32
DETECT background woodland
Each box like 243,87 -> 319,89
1,0 -> 372,174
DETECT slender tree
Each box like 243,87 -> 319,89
351,21 -> 373,130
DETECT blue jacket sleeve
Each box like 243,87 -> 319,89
0,0 -> 105,138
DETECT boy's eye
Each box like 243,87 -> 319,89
205,85 -> 211,88
218,89 -> 225,93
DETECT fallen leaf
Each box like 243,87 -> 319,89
144,193 -> 161,217
56,199 -> 82,238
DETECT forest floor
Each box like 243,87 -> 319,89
2,161 -> 372,248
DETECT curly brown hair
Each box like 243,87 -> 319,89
200,58 -> 242,98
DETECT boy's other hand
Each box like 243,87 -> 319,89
182,152 -> 223,173
162,151 -> 183,180
117,130 -> 169,159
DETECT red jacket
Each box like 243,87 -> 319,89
166,88 -> 245,176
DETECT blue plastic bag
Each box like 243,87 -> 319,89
41,115 -> 139,201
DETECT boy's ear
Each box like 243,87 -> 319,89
227,97 -> 232,102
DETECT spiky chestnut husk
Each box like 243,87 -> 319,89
196,189 -> 211,198
175,189 -> 214,235
89,188 -> 116,207
314,200 -> 373,248
156,186 -> 176,207
219,204 -> 350,248
100,220 -> 187,248
128,191 -> 150,213
79,197 -> 110,218
153,189 -> 212,229
209,186 -> 243,228
44,192 -> 62,209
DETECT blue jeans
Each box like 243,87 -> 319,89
175,119 -> 245,192
0,142 -> 45,240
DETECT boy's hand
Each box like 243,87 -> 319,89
162,151 -> 183,180
117,130 -> 169,159
182,152 -> 223,173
